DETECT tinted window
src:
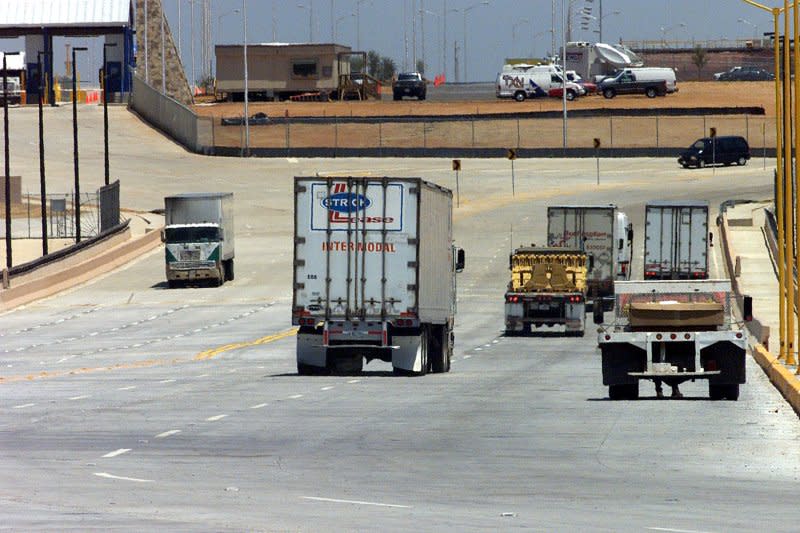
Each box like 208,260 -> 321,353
693,140 -> 705,149
165,227 -> 221,243
398,73 -> 419,81
292,60 -> 318,78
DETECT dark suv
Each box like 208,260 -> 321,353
678,136 -> 751,168
392,72 -> 426,100
715,66 -> 774,81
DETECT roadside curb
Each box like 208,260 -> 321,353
720,211 -> 800,415
0,228 -> 163,312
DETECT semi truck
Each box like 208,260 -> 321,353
547,205 -> 633,308
292,177 -> 465,375
596,280 -> 750,401
644,200 -> 710,280
504,247 -> 589,336
163,193 -> 235,288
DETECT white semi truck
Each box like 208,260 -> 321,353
644,200 -> 710,280
547,205 -> 633,309
292,177 -> 465,375
596,280 -> 750,401
163,193 -> 235,287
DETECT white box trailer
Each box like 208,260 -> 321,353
292,177 -> 464,375
644,200 -> 709,280
547,205 -> 632,307
163,193 -> 235,287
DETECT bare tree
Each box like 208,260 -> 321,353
691,45 -> 709,81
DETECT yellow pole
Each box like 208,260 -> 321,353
795,0 -> 800,370
776,8 -> 787,361
784,0 -> 796,365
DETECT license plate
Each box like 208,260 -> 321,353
404,88 -> 411,93
181,250 -> 200,261
538,304 -> 550,310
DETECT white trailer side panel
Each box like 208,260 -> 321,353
417,181 -> 455,323
294,178 -> 420,320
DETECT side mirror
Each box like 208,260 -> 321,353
456,248 -> 465,273
160,229 -> 166,243
618,238 -> 624,251
627,227 -> 634,242
743,295 -> 753,322
588,254 -> 595,271
709,232 -> 714,247
593,303 -> 604,325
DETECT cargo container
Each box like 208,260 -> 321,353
644,200 -> 709,280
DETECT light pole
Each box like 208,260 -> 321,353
218,8 -> 241,45
3,51 -> 20,269
738,18 -> 758,41
356,0 -> 370,51
103,43 -> 117,186
594,10 -> 621,43
296,3 -> 314,42
71,46 -> 88,243
463,1 -> 489,82
37,51 -> 49,256
420,8 -> 442,75
660,22 -> 687,47
335,13 -> 354,42
243,0 -> 249,157
512,19 -> 530,57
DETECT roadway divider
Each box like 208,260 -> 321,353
719,210 -> 800,415
0,226 -> 163,312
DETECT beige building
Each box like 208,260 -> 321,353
215,43 -> 355,101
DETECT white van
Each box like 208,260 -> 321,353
496,65 -> 583,101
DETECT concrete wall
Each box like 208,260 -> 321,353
134,0 -> 193,105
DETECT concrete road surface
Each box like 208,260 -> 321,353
1,104 -> 798,531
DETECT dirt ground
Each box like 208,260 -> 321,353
193,82 -> 777,119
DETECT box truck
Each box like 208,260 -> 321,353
644,200 -> 710,280
292,177 -> 465,375
163,193 -> 235,287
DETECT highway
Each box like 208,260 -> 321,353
1,105 -> 799,531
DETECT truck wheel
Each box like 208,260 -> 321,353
603,88 -> 615,99
566,89 -> 576,101
710,383 -> 739,400
225,259 -> 235,281
298,362 -> 326,376
167,280 -> 179,289
645,87 -> 658,98
737,157 -> 747,166
514,91 -> 526,102
430,325 -> 451,373
609,384 -> 638,400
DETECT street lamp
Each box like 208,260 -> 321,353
590,10 -> 621,43
37,51 -> 49,256
218,8 -> 241,44
335,13 -> 355,43
512,19 -> 530,57
3,50 -> 20,269
103,43 -> 117,186
71,46 -> 88,243
297,3 -> 315,42
420,8 -> 442,76
660,22 -> 687,47
738,18 -> 758,41
356,0 -> 371,51
463,1 -> 489,82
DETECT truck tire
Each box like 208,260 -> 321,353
645,87 -> 658,98
566,89 -> 576,101
603,88 -> 616,99
298,362 -> 327,376
710,383 -> 739,400
430,325 -> 451,373
225,259 -> 235,281
609,383 -> 638,400
514,91 -> 526,102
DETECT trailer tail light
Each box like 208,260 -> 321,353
604,335 -> 611,341
692,271 -> 708,279
292,306 -> 311,317
620,263 -> 628,275
395,319 -> 414,327
656,334 -> 663,340
299,317 -> 316,326
568,295 -> 583,303
684,333 -> 691,340
736,332 -> 743,339
645,271 -> 657,278
670,333 -> 677,340
506,294 -> 521,303
322,330 -> 329,346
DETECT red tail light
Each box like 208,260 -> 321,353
506,294 -> 521,303
645,271 -> 656,278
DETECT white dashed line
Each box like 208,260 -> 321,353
69,395 -> 91,401
206,414 -> 228,421
159,379 -> 176,384
249,403 -> 268,409
102,448 -> 131,458
288,394 -> 304,399
475,348 -> 483,351
302,496 -> 411,509
197,374 -> 209,378
94,472 -> 153,483
117,385 -> 136,391
463,355 -> 472,359
321,386 -> 334,391
347,379 -> 361,384
154,430 -> 181,439
12,403 -> 35,409
646,528 -> 714,533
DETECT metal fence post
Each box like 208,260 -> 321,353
656,116 -> 659,153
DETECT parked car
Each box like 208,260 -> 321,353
393,72 -> 426,100
714,66 -> 774,81
566,70 -> 597,94
677,135 -> 751,168
548,86 -> 579,100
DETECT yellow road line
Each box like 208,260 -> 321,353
194,328 -> 298,360
0,328 -> 298,384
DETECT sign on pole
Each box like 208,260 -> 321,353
507,149 -> 517,196
452,159 -> 461,207
593,138 -> 601,185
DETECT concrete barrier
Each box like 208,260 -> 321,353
0,227 -> 163,311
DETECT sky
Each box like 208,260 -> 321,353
0,0 -> 787,84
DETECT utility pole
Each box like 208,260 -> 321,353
71,47 -> 88,243
421,0 -> 425,74
37,51 -> 49,256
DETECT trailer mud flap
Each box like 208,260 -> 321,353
393,334 -> 423,372
296,332 -> 326,368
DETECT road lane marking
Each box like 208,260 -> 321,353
206,414 -> 228,421
154,430 -> 181,439
69,395 -> 91,401
463,355 -> 472,359
249,403 -> 268,409
159,379 -> 176,384
12,403 -> 35,409
94,472 -> 153,483
288,394 -> 304,399
102,448 -> 131,458
646,528 -> 715,533
347,379 -> 361,384
194,328 -> 298,361
197,374 -> 209,378
117,385 -> 136,391
302,496 -> 411,509
321,386 -> 334,391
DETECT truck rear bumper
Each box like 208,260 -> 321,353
167,266 -> 221,281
